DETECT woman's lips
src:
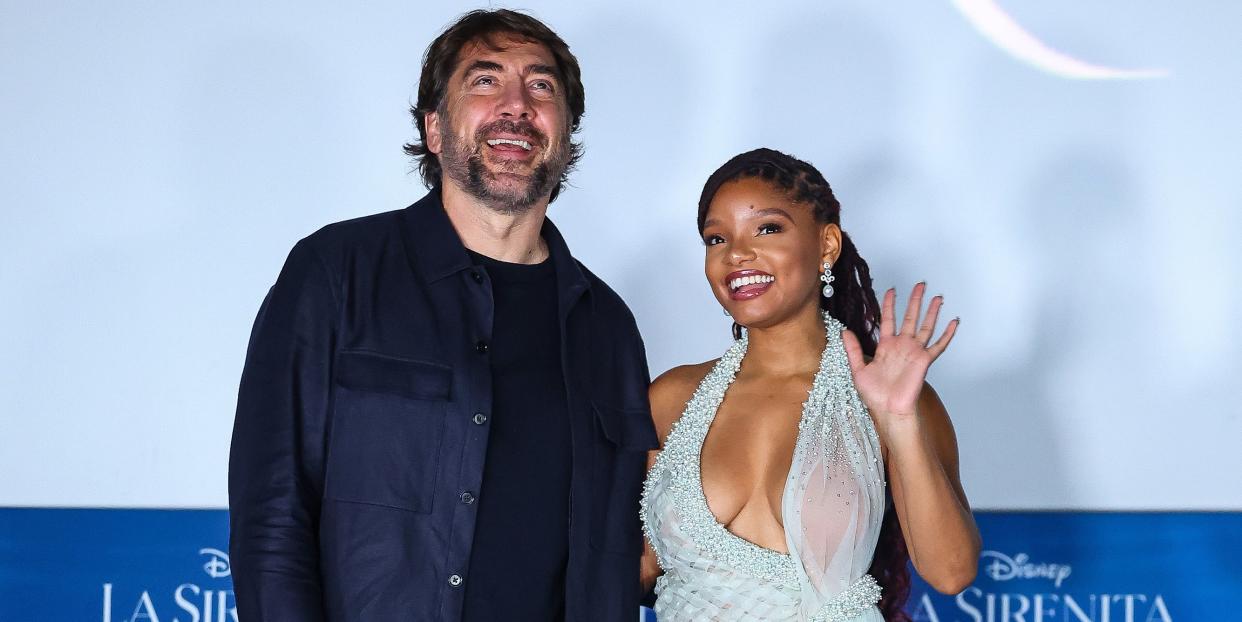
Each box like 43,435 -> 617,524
726,270 -> 775,301
730,282 -> 773,300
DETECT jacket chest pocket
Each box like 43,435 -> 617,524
325,350 -> 452,514
590,401 -> 659,553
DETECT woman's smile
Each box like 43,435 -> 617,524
726,269 -> 776,300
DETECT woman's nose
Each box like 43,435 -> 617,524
728,239 -> 756,264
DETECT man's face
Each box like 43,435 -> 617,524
425,35 -> 572,213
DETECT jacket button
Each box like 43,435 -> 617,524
472,412 -> 488,425
470,270 -> 483,284
448,574 -> 462,587
460,491 -> 475,505
475,341 -> 489,354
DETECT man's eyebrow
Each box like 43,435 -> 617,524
462,60 -> 504,75
526,63 -> 559,78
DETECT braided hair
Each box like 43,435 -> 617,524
697,148 -> 912,621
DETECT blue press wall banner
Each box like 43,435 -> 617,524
2,510 -> 1238,622
907,512 -> 1241,622
0,509 -> 234,622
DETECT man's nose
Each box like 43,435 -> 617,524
496,81 -> 532,119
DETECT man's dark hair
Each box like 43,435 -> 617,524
403,9 -> 585,202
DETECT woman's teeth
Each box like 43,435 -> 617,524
729,274 -> 775,291
486,138 -> 532,150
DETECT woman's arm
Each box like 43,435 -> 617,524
640,444 -> 664,593
883,383 -> 980,593
842,283 -> 980,594
639,363 -> 715,594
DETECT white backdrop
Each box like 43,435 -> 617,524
2,1 -> 1238,510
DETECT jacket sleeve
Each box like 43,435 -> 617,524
228,239 -> 336,621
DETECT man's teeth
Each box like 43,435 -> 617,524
729,274 -> 775,291
486,138 -> 532,150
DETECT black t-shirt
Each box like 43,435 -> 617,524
461,250 -> 572,622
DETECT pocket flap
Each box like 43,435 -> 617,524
593,401 -> 658,450
334,350 -> 452,401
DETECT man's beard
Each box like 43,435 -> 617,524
438,116 -> 571,215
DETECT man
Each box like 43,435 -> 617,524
228,10 -> 657,621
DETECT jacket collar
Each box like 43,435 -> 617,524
400,187 -> 591,304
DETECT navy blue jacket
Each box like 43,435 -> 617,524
228,190 -> 658,621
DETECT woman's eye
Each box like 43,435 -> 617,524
703,235 -> 724,246
757,222 -> 783,235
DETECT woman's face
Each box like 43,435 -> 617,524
702,177 -> 838,330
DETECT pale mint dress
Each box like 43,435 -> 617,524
641,317 -> 886,621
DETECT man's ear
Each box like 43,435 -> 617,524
822,223 -> 843,265
424,110 -> 442,155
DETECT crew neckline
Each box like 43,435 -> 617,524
466,249 -> 554,283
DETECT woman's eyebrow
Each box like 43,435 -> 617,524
703,206 -> 795,229
748,207 -> 794,221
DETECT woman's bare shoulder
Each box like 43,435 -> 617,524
649,360 -> 717,445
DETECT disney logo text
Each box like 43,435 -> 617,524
980,550 -> 1071,588
199,548 -> 231,579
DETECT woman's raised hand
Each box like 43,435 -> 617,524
840,282 -> 958,421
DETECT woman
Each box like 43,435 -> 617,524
640,149 -> 981,621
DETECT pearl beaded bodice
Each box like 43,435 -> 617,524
641,315 -> 886,621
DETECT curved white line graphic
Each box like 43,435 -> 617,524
951,0 -> 1168,79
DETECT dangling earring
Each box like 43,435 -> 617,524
722,307 -> 731,317
820,260 -> 835,298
